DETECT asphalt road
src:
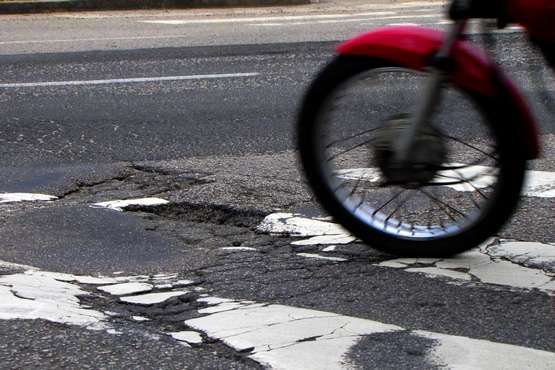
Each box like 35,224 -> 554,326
0,2 -> 553,369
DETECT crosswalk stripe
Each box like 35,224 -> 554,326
337,167 -> 555,198
0,193 -> 57,203
258,212 -> 555,293
185,296 -> 555,370
2,263 -> 552,369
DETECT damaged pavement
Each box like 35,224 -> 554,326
0,151 -> 554,368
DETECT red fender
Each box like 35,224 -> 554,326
337,26 -> 540,159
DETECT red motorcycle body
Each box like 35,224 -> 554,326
336,26 -> 540,159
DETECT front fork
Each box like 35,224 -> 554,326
394,20 -> 468,163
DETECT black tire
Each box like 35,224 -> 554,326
298,55 -> 527,257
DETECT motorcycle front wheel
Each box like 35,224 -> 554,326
298,56 -> 526,257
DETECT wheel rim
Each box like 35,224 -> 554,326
313,67 -> 503,240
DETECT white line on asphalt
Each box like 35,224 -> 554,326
0,193 -> 58,203
0,34 -> 197,45
249,13 -> 441,27
186,296 -> 555,369
0,73 -> 260,89
138,11 -> 397,25
91,198 -> 169,211
337,167 -> 555,198
258,212 -> 555,292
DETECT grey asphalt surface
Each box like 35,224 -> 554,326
0,2 -> 553,368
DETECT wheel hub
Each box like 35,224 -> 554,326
373,114 -> 447,187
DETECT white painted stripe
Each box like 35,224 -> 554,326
0,193 -> 57,203
0,270 -> 108,330
220,247 -> 258,251
250,13 -> 440,27
119,291 -> 188,305
258,213 -> 554,292
376,240 -> 555,293
256,212 -> 349,237
139,11 -> 396,25
168,331 -> 203,344
250,17 -> 390,26
291,234 -> 356,246
337,167 -> 555,198
186,297 -> 555,369
91,197 -> 169,211
0,260 -> 37,272
0,73 -> 259,89
0,34 -> 195,45
97,282 -> 153,296
296,253 -> 348,262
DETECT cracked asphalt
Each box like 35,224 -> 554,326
0,2 -> 554,368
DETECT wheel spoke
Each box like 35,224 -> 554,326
372,189 -> 406,216
325,127 -> 381,149
418,188 -> 466,220
326,138 -> 375,162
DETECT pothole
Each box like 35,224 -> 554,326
126,202 -> 268,229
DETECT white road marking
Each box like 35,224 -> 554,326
186,297 -> 555,370
91,197 -> 169,211
252,14 -> 440,27
296,253 -> 348,262
168,331 -> 203,345
337,167 -> 555,198
0,270 -> 108,330
418,331 -> 555,370
376,240 -> 555,293
258,213 -> 555,292
0,193 -> 57,204
257,212 -> 349,237
0,34 -> 197,45
119,291 -> 189,305
132,315 -> 150,322
291,234 -> 356,246
97,282 -> 153,296
220,247 -> 258,251
71,276 -> 119,285
139,11 -> 396,25
0,73 -> 259,89
487,241 -> 555,271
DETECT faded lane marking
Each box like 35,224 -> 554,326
249,14 -> 440,27
337,167 -> 555,198
0,35 -> 198,45
0,73 -> 260,88
296,253 -> 348,262
0,193 -> 57,204
258,213 -> 555,292
186,296 -> 555,370
119,291 -> 189,305
91,197 -> 169,211
97,282 -> 153,296
139,11 -> 397,25
0,262 -> 198,337
0,270 -> 109,330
